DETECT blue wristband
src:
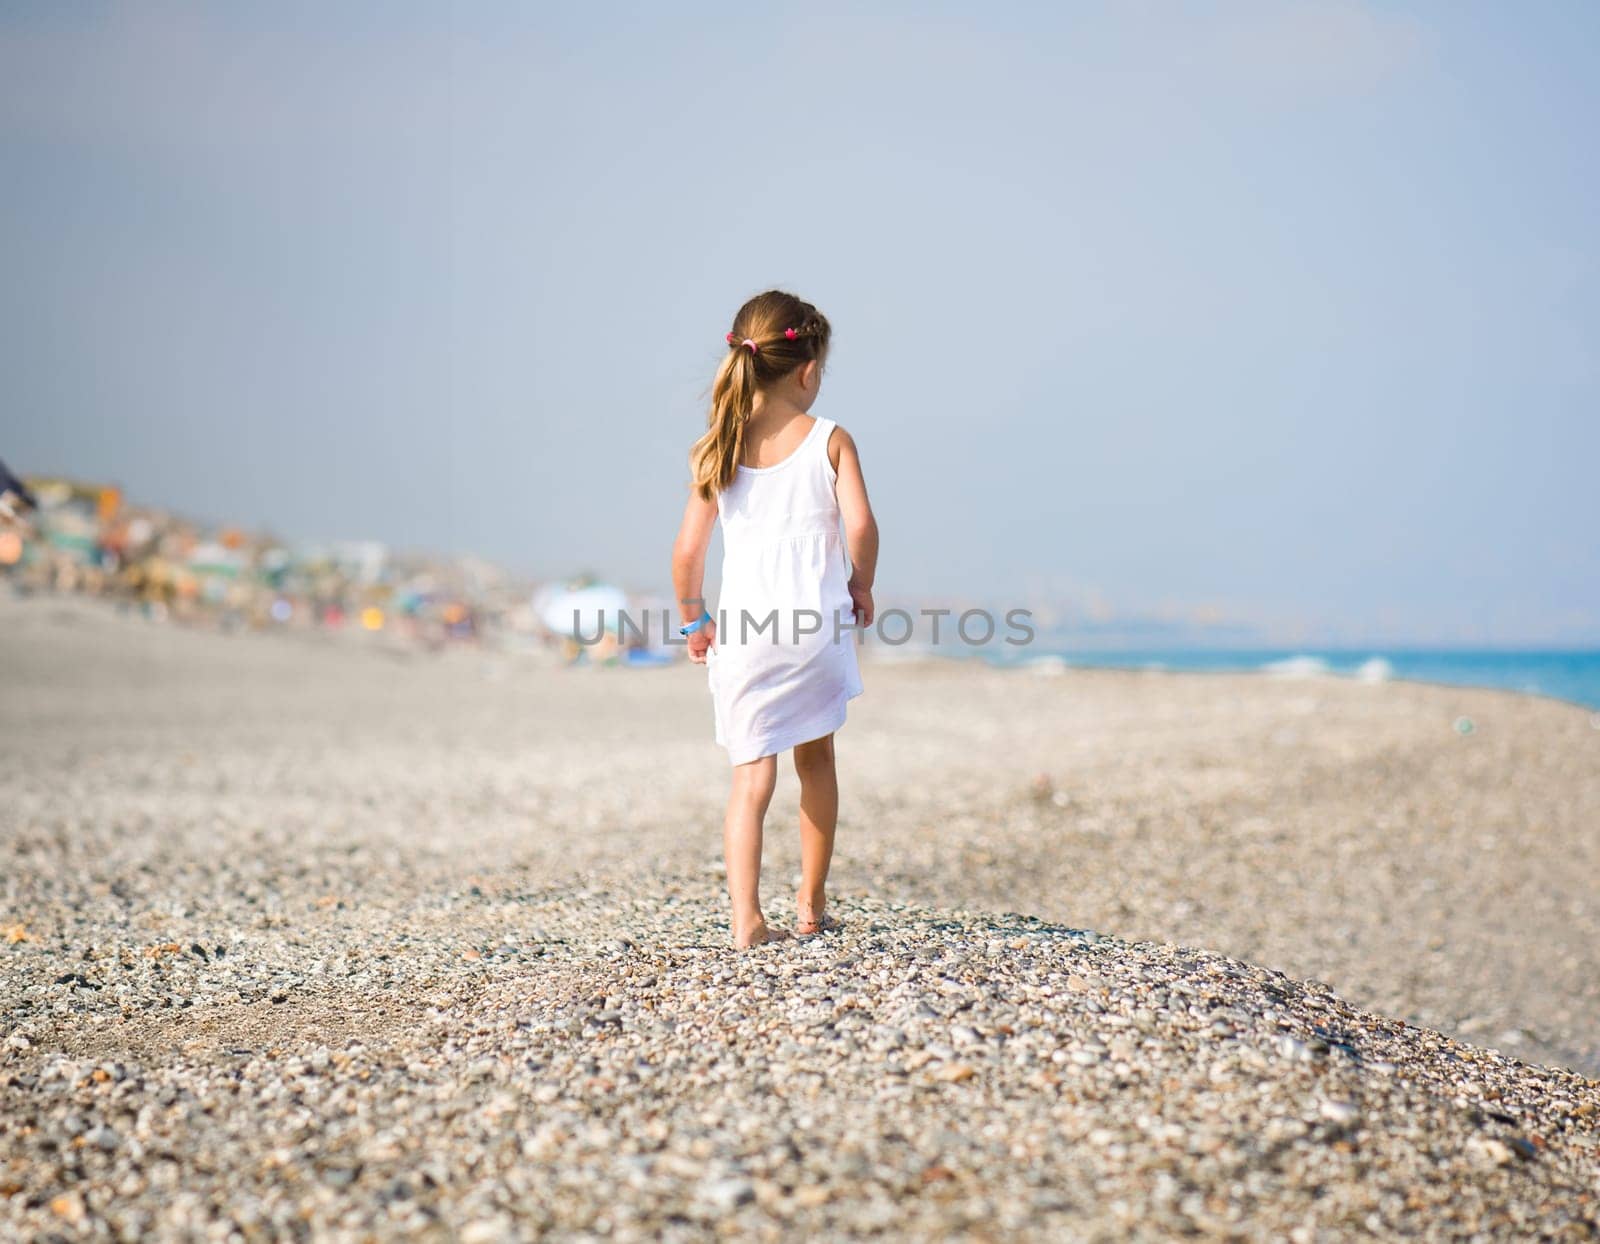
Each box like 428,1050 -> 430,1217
679,611 -> 713,636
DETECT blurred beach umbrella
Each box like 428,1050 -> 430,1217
0,457 -> 38,518
188,541 -> 244,577
533,581 -> 631,641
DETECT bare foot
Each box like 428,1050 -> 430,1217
796,900 -> 839,938
733,919 -> 792,950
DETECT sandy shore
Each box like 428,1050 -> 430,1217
2,596 -> 1598,1239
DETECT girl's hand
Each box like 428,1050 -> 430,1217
848,581 -> 874,628
687,619 -> 716,664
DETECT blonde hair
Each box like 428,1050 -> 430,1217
690,290 -> 831,500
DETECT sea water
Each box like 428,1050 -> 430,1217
1000,648 -> 1600,712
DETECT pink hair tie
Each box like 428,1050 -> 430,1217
725,332 -> 737,345
741,338 -> 758,354
784,327 -> 798,340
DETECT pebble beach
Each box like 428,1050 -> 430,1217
3,596 -> 1599,1240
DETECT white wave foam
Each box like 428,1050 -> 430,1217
1262,655 -> 1330,678
1356,657 -> 1393,683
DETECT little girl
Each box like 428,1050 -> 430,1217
671,290 -> 879,949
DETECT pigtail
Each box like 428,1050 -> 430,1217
691,348 -> 758,501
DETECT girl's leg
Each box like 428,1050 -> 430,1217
792,734 -> 838,933
725,754 -> 780,948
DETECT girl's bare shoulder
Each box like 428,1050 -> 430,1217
826,421 -> 858,471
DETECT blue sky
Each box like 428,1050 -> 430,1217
2,2 -> 1596,643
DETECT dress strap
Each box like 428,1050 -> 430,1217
812,416 -> 838,482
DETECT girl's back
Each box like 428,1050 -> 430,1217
717,413 -> 845,574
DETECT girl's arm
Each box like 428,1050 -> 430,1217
830,426 -> 878,626
671,489 -> 719,662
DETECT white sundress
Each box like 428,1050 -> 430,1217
707,414 -> 865,765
